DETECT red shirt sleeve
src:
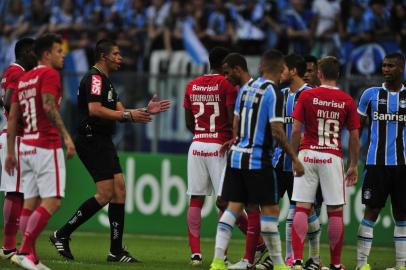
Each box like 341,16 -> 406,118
6,69 -> 25,90
346,98 -> 360,130
41,69 -> 61,97
183,83 -> 191,109
292,91 -> 306,123
223,79 -> 237,106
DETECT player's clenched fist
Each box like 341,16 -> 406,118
292,158 -> 305,177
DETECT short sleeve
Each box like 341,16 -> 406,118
6,69 -> 25,91
87,74 -> 103,103
41,69 -> 61,96
234,88 -> 243,116
292,92 -> 306,123
269,86 -> 284,122
223,79 -> 237,106
346,98 -> 361,130
357,88 -> 372,116
183,83 -> 191,109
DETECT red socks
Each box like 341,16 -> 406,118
3,194 -> 23,250
20,208 -> 33,235
328,210 -> 344,265
292,207 -> 310,261
244,210 -> 261,263
187,198 -> 204,254
19,206 -> 51,257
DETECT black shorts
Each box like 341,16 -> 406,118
75,134 -> 122,182
362,165 -> 406,212
275,163 -> 294,201
275,162 -> 323,207
221,166 -> 279,205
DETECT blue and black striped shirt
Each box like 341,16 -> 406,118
358,83 -> 406,165
229,77 -> 284,170
272,84 -> 311,171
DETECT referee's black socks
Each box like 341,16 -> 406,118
108,203 -> 125,254
57,197 -> 103,238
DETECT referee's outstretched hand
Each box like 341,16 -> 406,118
147,94 -> 171,114
131,110 -> 152,123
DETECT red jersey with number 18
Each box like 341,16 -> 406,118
292,85 -> 360,157
13,65 -> 62,149
184,74 -> 237,144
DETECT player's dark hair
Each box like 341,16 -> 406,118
261,49 -> 284,72
318,56 -> 340,81
304,55 -> 318,66
15,38 -> 35,60
222,53 -> 248,72
285,54 -> 306,78
34,33 -> 62,59
95,39 -> 117,61
385,53 -> 405,68
209,47 -> 230,70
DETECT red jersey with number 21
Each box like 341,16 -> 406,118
184,74 -> 237,144
292,85 -> 360,157
14,65 -> 62,149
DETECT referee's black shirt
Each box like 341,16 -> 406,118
77,67 -> 119,136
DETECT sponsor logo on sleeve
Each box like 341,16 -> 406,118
91,75 -> 102,95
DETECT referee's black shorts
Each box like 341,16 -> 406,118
221,166 -> 280,205
75,134 -> 122,182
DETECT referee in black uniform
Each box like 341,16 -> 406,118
50,39 -> 170,263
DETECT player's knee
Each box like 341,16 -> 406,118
364,206 -> 381,221
97,189 -> 114,204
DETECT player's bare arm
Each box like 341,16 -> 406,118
345,129 -> 360,187
42,93 -> 76,159
185,108 -> 195,133
272,121 -> 304,177
290,119 -> 302,154
219,115 -> 239,157
3,88 -> 14,112
4,102 -> 20,175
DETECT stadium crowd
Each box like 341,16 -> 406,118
0,0 -> 406,71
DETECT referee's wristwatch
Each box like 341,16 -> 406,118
122,111 -> 132,122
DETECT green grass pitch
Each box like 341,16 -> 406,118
0,231 -> 396,270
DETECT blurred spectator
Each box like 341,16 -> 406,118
391,2 -> 406,53
75,0 -> 102,27
147,0 -> 171,51
189,0 -> 210,40
26,0 -> 51,37
163,0 -> 186,54
228,0 -> 267,55
49,0 -> 83,33
339,3 -> 371,46
119,0 -> 148,70
204,0 -> 235,49
94,0 -> 124,31
3,0 -> 29,40
312,0 -> 341,57
364,0 -> 394,41
263,0 -> 284,49
283,0 -> 314,55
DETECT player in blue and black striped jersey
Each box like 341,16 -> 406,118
209,50 -> 304,270
267,54 -> 323,270
356,53 -> 406,270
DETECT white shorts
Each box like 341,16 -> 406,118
187,141 -> 227,196
292,149 -> 345,206
20,143 -> 66,199
0,133 -> 22,193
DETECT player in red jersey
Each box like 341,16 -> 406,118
0,38 -> 36,260
0,38 -> 37,259
184,47 -> 264,266
290,56 -> 360,270
5,33 -> 75,270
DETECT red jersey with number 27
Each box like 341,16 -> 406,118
292,85 -> 360,157
184,74 -> 237,144
13,65 -> 62,149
